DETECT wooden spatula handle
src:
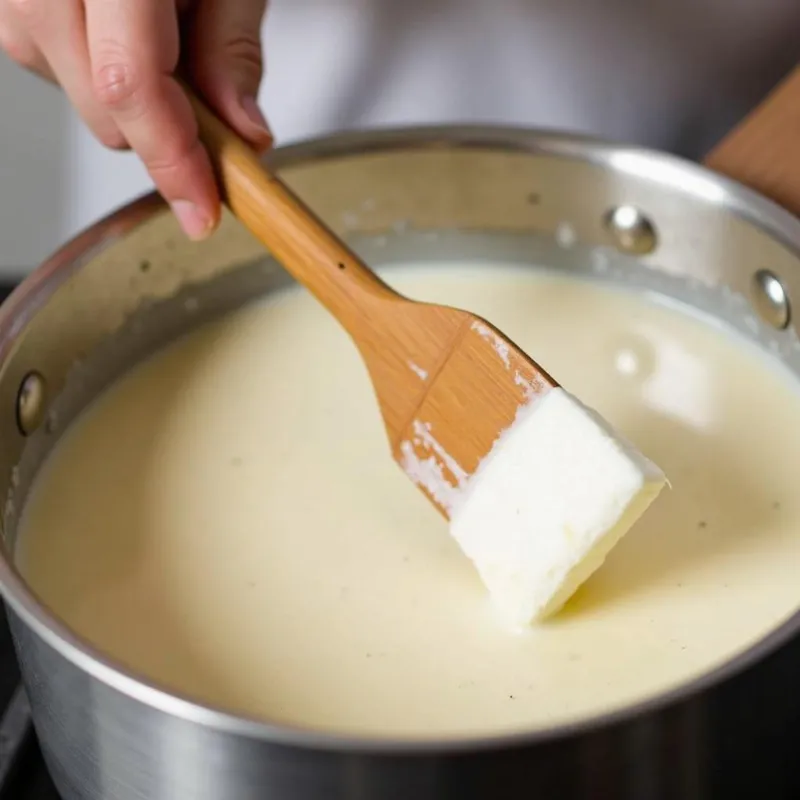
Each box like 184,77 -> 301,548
186,90 -> 402,337
705,66 -> 800,216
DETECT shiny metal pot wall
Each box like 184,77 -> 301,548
2,129 -> 800,799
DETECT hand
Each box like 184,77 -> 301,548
0,0 -> 271,240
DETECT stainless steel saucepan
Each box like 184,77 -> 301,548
2,68 -> 800,799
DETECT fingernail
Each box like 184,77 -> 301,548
241,95 -> 272,141
171,200 -> 213,241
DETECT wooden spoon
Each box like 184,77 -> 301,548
705,65 -> 800,214
186,91 -> 558,518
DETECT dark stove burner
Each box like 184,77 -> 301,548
4,734 -> 61,800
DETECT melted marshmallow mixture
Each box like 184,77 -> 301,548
16,263 -> 800,738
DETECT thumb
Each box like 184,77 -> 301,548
189,0 -> 272,151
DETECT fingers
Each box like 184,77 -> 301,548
2,0 -> 267,241
189,0 -> 272,151
7,0 -> 127,149
84,0 -> 220,239
0,5 -> 55,81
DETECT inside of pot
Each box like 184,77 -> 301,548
3,137 -> 800,742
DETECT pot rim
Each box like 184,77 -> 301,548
2,124 -> 800,755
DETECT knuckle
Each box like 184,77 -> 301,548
221,34 -> 263,78
146,136 -> 202,179
92,50 -> 142,110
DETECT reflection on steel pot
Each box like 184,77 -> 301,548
2,121 -> 800,799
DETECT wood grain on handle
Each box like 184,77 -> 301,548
184,87 -> 472,443
182,87 -> 559,521
705,66 -> 800,216
186,91 -> 403,338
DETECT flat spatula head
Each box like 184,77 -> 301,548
355,299 -> 558,518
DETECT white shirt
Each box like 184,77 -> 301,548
263,0 -> 800,157
1,0 -> 798,272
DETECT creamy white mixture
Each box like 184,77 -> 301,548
16,263 -> 800,739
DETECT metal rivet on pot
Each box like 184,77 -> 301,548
16,371 -> 47,436
604,205 -> 658,255
751,269 -> 791,330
